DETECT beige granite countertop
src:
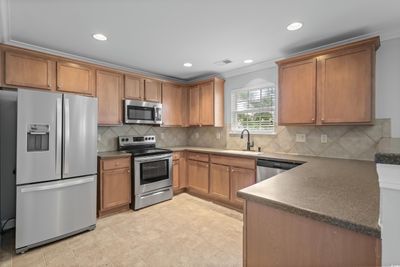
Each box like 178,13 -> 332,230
97,151 -> 131,159
167,146 -> 380,237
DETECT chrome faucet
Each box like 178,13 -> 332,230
240,129 -> 254,151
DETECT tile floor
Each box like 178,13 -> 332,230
0,193 -> 243,267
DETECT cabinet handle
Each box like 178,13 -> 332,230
127,170 -> 130,173
311,118 -> 315,122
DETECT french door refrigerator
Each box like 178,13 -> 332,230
14,89 -> 97,253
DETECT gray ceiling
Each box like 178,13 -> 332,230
2,0 -> 400,80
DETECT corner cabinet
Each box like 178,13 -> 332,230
98,156 -> 131,217
277,36 -> 380,125
96,70 -> 123,125
189,77 -> 224,127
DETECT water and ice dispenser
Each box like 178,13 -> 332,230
27,124 -> 50,152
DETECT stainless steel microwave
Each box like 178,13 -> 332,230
124,99 -> 162,125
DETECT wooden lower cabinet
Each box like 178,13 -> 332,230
230,167 -> 255,207
244,200 -> 381,266
173,159 -> 180,191
98,156 -> 131,217
210,163 -> 230,201
187,159 -> 209,194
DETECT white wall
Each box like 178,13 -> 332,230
224,67 -> 277,124
224,36 -> 400,137
376,37 -> 400,137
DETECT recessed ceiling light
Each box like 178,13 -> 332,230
243,59 -> 253,64
183,62 -> 192,67
286,22 -> 303,31
92,33 -> 107,41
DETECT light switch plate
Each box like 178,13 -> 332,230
161,132 -> 165,140
216,132 -> 221,140
195,132 -> 199,139
295,133 -> 306,143
321,134 -> 328,143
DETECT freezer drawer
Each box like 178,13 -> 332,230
16,176 -> 96,252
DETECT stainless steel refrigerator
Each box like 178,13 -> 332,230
1,89 -> 97,253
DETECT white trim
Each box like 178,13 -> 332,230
377,164 -> 400,191
0,0 -> 10,43
5,40 -> 187,83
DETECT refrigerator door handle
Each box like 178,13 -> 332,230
20,177 -> 95,193
63,98 -> 70,176
56,97 -> 62,176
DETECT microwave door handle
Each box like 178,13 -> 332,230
153,106 -> 157,123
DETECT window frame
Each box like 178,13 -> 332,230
230,84 -> 277,135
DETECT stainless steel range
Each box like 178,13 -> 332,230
118,135 -> 173,210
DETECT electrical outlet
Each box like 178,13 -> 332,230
97,135 -> 101,142
195,132 -> 199,139
160,132 -> 165,140
216,132 -> 221,140
295,133 -> 306,143
321,134 -> 328,144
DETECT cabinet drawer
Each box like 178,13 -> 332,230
187,152 -> 209,162
210,154 -> 255,170
102,157 -> 130,170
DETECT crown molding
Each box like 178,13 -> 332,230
221,29 -> 400,79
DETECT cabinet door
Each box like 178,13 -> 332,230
96,70 -> 123,125
101,168 -> 131,210
181,86 -> 189,127
172,159 -> 180,190
4,51 -> 56,90
318,47 -> 373,124
124,75 -> 144,100
230,167 -> 255,206
162,83 -> 182,126
278,58 -> 317,124
187,160 -> 209,194
210,163 -> 230,201
179,156 -> 187,188
189,86 -> 200,125
57,61 -> 94,95
200,81 -> 214,126
144,79 -> 161,102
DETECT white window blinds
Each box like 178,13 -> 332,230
231,86 -> 276,133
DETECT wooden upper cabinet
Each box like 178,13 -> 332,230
162,83 -> 183,126
189,85 -> 200,125
278,58 -> 317,125
189,78 -> 224,127
277,36 -> 379,125
57,61 -> 95,95
144,79 -> 161,102
124,74 -> 144,100
96,70 -> 123,125
4,51 -> 56,90
317,47 -> 374,124
200,82 -> 214,126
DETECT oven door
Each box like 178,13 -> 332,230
134,153 -> 172,194
124,99 -> 162,125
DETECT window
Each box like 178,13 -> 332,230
231,85 -> 276,134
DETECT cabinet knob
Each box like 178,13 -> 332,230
127,170 -> 130,173
311,118 -> 315,122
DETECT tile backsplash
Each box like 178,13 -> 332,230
98,118 -> 391,161
98,125 -> 188,152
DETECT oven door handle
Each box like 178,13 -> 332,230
134,153 -> 172,163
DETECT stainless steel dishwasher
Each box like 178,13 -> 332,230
256,159 -> 301,183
